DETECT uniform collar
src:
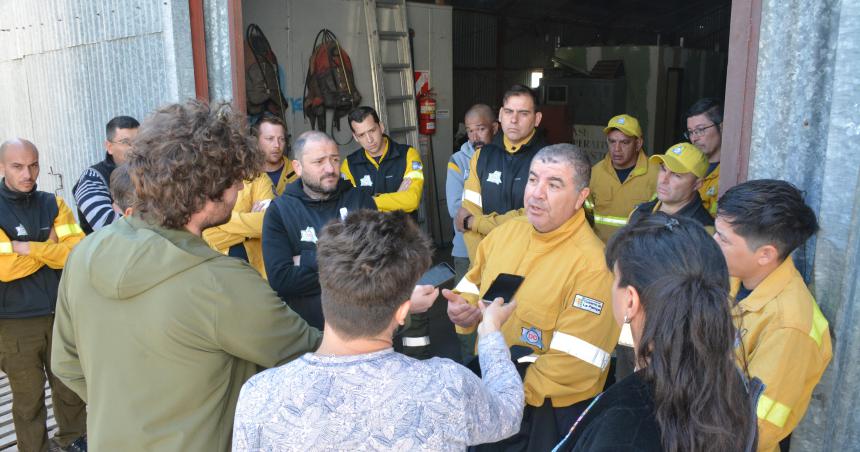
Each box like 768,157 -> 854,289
732,256 -> 799,313
600,150 -> 650,181
503,129 -> 537,153
529,208 -> 588,251
0,178 -> 36,202
705,162 -> 720,180
363,136 -> 393,167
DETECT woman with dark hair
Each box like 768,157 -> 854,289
554,213 -> 756,452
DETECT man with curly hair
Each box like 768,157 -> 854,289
50,100 -> 322,452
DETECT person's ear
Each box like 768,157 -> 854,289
627,286 -> 642,321
492,122 -> 499,135
105,140 -> 113,154
291,159 -> 302,177
574,186 -> 590,210
756,244 -> 780,268
534,111 -> 543,128
395,301 -> 411,326
693,177 -> 704,191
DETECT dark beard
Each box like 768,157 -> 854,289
303,175 -> 338,199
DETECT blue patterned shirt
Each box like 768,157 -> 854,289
232,331 -> 523,451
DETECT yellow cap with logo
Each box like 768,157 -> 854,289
650,143 -> 708,178
603,114 -> 642,139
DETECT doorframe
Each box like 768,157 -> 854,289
720,0 -> 763,192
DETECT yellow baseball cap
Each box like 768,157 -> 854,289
603,114 -> 642,139
650,143 -> 708,178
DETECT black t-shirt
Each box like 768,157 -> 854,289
555,371 -> 662,452
708,161 -> 719,176
615,166 -> 634,183
267,166 -> 284,189
735,284 -> 753,304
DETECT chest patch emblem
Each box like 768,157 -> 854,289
521,327 -> 543,349
15,224 -> 27,237
707,186 -> 716,196
412,161 -> 423,170
572,294 -> 604,315
359,174 -> 373,187
487,171 -> 502,185
339,207 -> 348,221
300,227 -> 318,243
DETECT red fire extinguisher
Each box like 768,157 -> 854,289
418,94 -> 436,135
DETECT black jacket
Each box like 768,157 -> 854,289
629,194 -> 715,229
475,130 -> 549,214
0,181 -> 62,318
262,179 -> 376,329
346,136 -> 412,197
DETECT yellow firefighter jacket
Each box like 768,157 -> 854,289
731,256 -> 832,452
454,210 -> 619,407
587,150 -> 658,242
698,162 -> 720,216
203,173 -> 286,278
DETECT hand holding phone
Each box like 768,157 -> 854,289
481,273 -> 525,304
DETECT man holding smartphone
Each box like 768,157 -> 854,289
444,143 -> 620,450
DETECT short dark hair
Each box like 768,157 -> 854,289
347,106 -> 380,132
502,84 -> 540,111
317,210 -> 432,340
251,114 -> 286,137
106,116 -> 140,141
684,98 -> 723,126
533,143 -> 591,190
717,179 -> 818,260
605,213 -> 753,452
127,100 -> 262,229
109,164 -> 134,211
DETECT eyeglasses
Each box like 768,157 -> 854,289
109,139 -> 133,146
683,123 -> 719,140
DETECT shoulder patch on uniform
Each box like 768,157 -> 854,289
487,170 -> 502,185
359,174 -> 373,187
707,186 -> 716,196
521,327 -> 543,349
412,161 -> 423,170
300,226 -> 318,243
571,294 -> 604,315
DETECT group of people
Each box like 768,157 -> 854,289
0,83 -> 832,452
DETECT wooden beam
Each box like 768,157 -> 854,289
228,0 -> 246,113
721,0 -> 762,191
189,0 -> 209,102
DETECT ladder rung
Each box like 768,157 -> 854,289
379,31 -> 407,39
376,0 -> 400,8
386,95 -> 413,103
382,63 -> 410,71
388,126 -> 418,134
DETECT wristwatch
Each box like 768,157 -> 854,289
463,214 -> 473,231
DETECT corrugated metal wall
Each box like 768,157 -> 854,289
748,0 -> 860,449
0,0 -> 195,203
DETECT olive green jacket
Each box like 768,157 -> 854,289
51,215 -> 321,451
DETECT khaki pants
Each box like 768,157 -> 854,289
0,316 -> 86,452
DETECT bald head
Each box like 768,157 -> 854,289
0,138 -> 40,193
464,104 -> 498,148
293,130 -> 337,162
0,138 -> 38,162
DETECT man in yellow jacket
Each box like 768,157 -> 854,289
444,143 -> 619,449
714,179 -> 832,452
587,114 -> 658,242
0,139 -> 87,451
341,106 -> 424,214
203,116 -> 297,278
684,98 -> 723,216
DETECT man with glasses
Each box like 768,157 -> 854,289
454,84 -> 549,262
684,98 -> 723,216
72,115 -> 139,233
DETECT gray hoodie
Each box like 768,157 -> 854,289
51,215 -> 321,452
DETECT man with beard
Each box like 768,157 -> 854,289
0,138 -> 87,451
203,115 -> 297,277
263,131 -> 378,329
51,100 -> 321,452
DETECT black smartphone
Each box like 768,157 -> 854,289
417,262 -> 456,287
482,273 -> 525,304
